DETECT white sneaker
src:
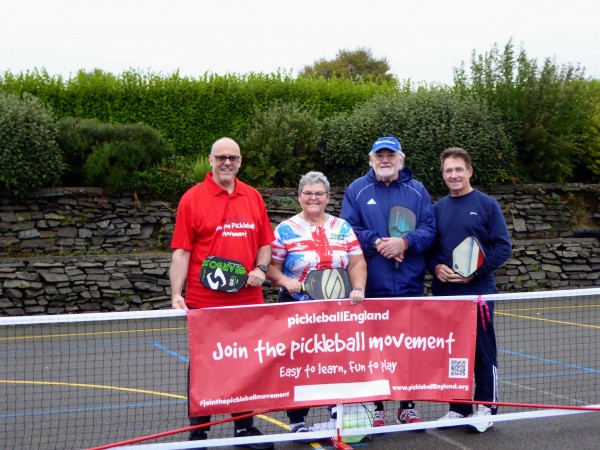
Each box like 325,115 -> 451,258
438,410 -> 466,421
436,410 -> 466,429
468,405 -> 493,433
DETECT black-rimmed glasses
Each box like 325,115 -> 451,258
211,155 -> 241,163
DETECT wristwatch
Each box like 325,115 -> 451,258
373,238 -> 382,249
255,264 -> 268,273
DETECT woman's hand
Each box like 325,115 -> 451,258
281,277 -> 302,294
349,288 -> 364,305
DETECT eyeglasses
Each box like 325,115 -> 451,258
301,191 -> 328,198
373,152 -> 399,161
211,155 -> 241,163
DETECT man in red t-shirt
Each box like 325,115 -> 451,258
170,137 -> 275,449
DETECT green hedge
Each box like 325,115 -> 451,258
0,69 -> 396,157
1,60 -> 597,195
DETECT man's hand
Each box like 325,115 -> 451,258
377,237 -> 408,262
246,267 -> 267,287
172,293 -> 188,310
435,264 -> 474,284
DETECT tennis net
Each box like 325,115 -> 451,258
1,288 -> 599,449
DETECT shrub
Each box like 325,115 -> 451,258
56,117 -> 171,191
189,155 -> 211,183
453,40 -> 600,183
236,102 -> 323,187
56,117 -> 106,186
84,123 -> 171,191
0,92 -> 65,196
129,155 -> 196,201
320,89 -> 517,193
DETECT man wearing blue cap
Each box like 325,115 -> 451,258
340,136 -> 436,427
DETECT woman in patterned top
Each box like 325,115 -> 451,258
268,171 -> 367,305
267,171 -> 367,437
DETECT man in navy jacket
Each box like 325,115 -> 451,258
428,147 -> 512,433
341,136 -> 436,427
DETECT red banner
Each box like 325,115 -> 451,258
188,298 -> 477,416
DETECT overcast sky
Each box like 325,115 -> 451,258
2,0 -> 598,85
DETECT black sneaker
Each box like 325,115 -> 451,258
290,422 -> 314,444
189,429 -> 208,440
233,426 -> 274,450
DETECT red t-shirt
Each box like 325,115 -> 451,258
171,173 -> 275,308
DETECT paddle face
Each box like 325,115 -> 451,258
452,236 -> 486,277
388,205 -> 416,238
303,268 -> 351,299
200,256 -> 248,293
388,205 -> 417,269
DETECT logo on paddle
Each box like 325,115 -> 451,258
303,268 -> 351,299
200,256 -> 248,292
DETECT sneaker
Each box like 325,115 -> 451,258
290,422 -> 314,443
373,410 -> 386,427
290,423 -> 312,433
233,427 -> 275,450
438,410 -> 466,421
189,429 -> 208,441
397,408 -> 423,425
329,406 -> 338,420
468,405 -> 493,433
436,410 -> 466,429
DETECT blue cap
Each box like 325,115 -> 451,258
370,136 -> 404,156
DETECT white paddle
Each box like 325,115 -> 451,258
452,236 -> 486,277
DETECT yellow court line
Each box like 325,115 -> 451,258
495,311 -> 600,329
0,326 -> 186,342
0,379 -> 187,399
497,303 -> 600,313
257,413 -> 289,429
256,413 -> 325,448
1,380 -> 324,447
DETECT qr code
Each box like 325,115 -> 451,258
449,358 -> 468,378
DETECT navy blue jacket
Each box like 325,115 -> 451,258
427,189 -> 512,296
340,168 -> 436,297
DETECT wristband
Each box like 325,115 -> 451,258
402,237 -> 409,250
352,287 -> 363,291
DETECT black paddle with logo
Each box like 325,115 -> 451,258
200,256 -> 270,292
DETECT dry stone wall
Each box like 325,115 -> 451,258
1,184 -> 599,315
